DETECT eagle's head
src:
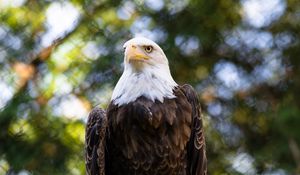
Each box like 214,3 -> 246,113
112,37 -> 177,105
123,37 -> 169,71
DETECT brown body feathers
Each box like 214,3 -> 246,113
85,85 -> 207,175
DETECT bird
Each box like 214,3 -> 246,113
85,37 -> 207,175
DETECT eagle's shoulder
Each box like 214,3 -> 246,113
177,84 -> 200,105
85,107 -> 107,175
177,84 -> 207,175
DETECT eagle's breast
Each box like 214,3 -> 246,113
106,87 -> 193,175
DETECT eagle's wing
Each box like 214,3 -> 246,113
181,84 -> 207,175
85,108 -> 107,175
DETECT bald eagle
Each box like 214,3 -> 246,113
85,37 -> 207,175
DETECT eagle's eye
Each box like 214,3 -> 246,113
144,46 -> 153,53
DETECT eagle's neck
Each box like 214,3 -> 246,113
111,64 -> 178,106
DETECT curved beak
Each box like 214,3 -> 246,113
126,44 -> 150,62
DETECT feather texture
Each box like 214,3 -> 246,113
85,85 -> 207,175
85,108 -> 107,175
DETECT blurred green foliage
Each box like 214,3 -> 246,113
0,0 -> 300,174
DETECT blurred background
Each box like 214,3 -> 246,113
0,0 -> 299,174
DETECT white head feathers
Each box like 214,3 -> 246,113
111,37 -> 177,105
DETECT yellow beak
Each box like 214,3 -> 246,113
126,45 -> 150,62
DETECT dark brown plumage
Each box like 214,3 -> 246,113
85,84 -> 207,175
